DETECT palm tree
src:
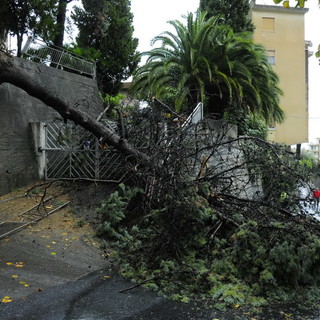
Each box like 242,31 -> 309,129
206,32 -> 284,123
131,11 -> 219,111
131,11 -> 284,124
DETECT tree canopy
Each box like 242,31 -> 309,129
199,0 -> 254,33
0,0 -> 139,96
131,11 -> 284,124
72,0 -> 139,95
0,0 -> 58,56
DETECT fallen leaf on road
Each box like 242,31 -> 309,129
50,252 -> 57,255
1,296 -> 13,303
19,281 -> 30,287
15,262 -> 24,268
3,238 -> 11,242
11,275 -> 18,278
6,262 -> 13,266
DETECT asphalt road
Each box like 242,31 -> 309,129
0,269 -> 211,320
1,268 -> 320,320
1,223 -> 320,319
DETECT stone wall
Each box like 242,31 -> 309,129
184,119 -> 262,201
0,57 -> 102,196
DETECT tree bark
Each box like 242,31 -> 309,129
16,33 -> 23,57
0,52 -> 150,164
53,0 -> 68,48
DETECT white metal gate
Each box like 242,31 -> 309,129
41,103 -> 203,181
43,122 -> 124,181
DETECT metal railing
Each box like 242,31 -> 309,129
181,102 -> 204,128
22,38 -> 96,78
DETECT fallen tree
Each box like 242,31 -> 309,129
0,51 -> 149,164
2,51 -> 320,310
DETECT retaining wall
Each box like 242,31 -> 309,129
0,57 -> 102,196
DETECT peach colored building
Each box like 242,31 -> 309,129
251,1 -> 311,145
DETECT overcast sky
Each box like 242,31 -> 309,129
130,0 -> 320,144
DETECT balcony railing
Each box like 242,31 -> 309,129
21,38 -> 96,78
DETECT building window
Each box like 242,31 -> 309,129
266,50 -> 276,65
262,17 -> 275,32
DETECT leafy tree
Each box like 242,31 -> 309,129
131,11 -> 284,124
223,109 -> 268,139
0,0 -> 78,53
72,0 -> 139,95
0,0 -> 57,57
273,0 -> 319,8
199,0 -> 254,33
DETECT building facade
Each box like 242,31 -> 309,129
251,1 -> 310,145
308,138 -> 320,161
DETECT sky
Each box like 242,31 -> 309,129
130,0 -> 320,144
131,0 -> 200,53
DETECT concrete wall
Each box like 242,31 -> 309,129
0,57 -> 103,196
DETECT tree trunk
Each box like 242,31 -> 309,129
16,33 -> 23,57
0,52 -> 150,164
0,30 -> 7,48
53,0 -> 68,48
296,144 -> 301,160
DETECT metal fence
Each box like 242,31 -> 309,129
42,103 -> 203,181
22,38 -> 96,78
44,122 -> 125,181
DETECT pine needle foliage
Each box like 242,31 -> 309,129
94,112 -> 320,309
